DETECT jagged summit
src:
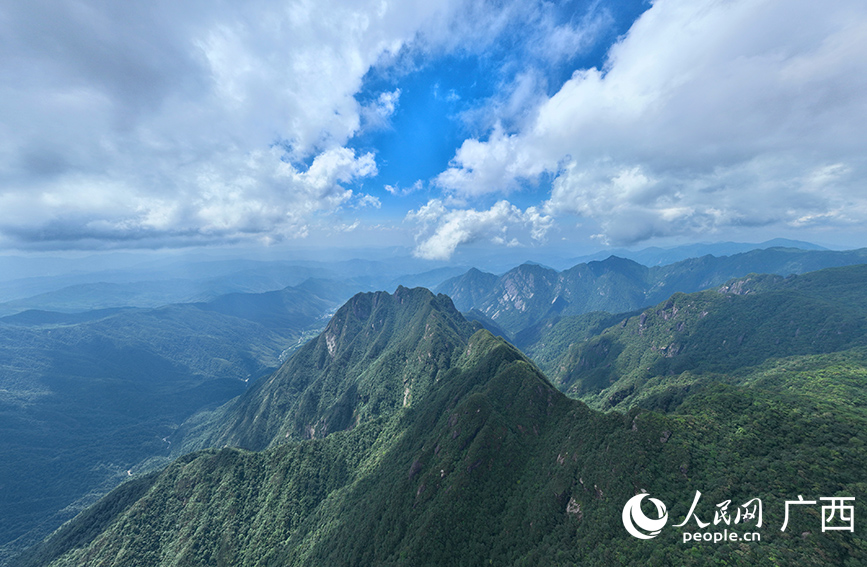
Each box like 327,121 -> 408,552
318,286 -> 463,357
174,286 -> 480,452
437,247 -> 867,337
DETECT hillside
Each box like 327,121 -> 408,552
526,265 -> 867,412
15,287 -> 866,566
0,283 -> 340,562
438,247 -> 867,337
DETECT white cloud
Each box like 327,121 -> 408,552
361,89 -> 402,131
352,193 -> 382,209
0,0 -> 460,248
385,179 -> 423,197
7,0 -> 861,253
0,145 -> 377,245
406,199 -> 552,260
434,123 -> 549,197
436,0 -> 867,245
449,2 -> 612,139
526,1 -> 613,66
189,146 -> 378,237
336,220 -> 361,233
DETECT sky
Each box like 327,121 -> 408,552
1,0 -> 866,261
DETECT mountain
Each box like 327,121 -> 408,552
386,266 -> 472,292
190,282 -> 345,331
16,287 -> 865,566
0,252 -> 467,314
0,283 -> 341,562
460,308 -> 512,341
435,267 -> 500,312
569,238 -> 829,267
527,264 -> 867,412
0,280 -> 207,315
437,247 -> 867,336
173,286 -> 479,453
0,260 -> 340,310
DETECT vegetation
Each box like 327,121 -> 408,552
529,265 -> 867,412
0,282 -> 340,562
437,247 -> 867,337
171,286 -> 480,453
16,279 -> 866,566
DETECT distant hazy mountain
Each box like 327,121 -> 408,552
0,253 -> 463,310
0,283 -> 342,562
0,256 -> 353,305
386,266 -> 471,292
569,238 -> 828,266
0,267 -> 339,313
437,247 -> 867,336
18,286 -> 865,566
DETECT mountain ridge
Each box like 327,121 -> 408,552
18,283 -> 866,566
0,280 -> 346,561
525,264 -> 867,412
568,238 -> 829,266
172,286 -> 480,454
438,247 -> 867,336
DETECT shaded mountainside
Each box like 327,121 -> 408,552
529,265 -> 867,412
436,268 -> 500,312
17,288 -> 867,566
437,247 -> 867,337
0,283 -> 340,562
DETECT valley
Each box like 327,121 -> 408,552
2,245 -> 866,565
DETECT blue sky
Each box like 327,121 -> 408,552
1,0 -> 866,259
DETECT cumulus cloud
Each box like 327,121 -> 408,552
435,123 -> 551,197
0,146 -> 377,246
406,199 -> 552,260
352,193 -> 382,209
447,2 -> 612,139
0,0 -> 457,248
7,0 -> 861,254
436,0 -> 867,245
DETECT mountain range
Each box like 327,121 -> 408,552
14,271 -> 866,566
437,246 -> 867,337
0,280 -> 349,561
567,238 -> 829,267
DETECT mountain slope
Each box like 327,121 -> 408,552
533,264 -> 867,411
17,326 -> 681,567
19,288 -> 867,567
436,267 -> 500,312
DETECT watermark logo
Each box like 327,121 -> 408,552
620,491 -> 855,544
622,493 -> 668,539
